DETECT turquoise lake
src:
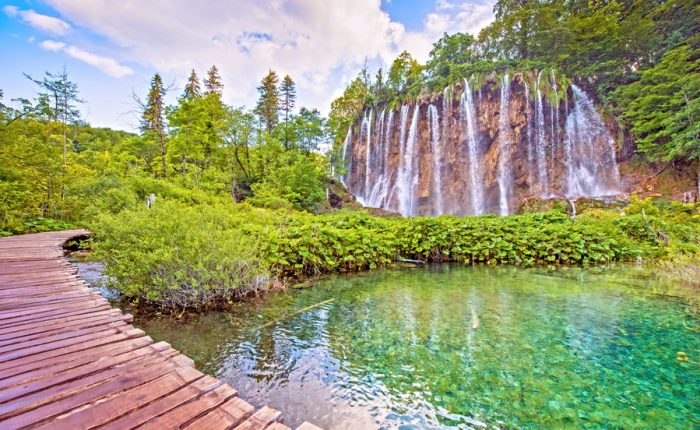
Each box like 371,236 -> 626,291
136,264 -> 699,429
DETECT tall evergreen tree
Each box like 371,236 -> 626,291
280,75 -> 296,123
255,70 -> 280,134
140,73 -> 168,177
183,69 -> 202,99
279,75 -> 296,148
204,65 -> 223,96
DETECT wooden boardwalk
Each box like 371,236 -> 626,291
0,230 -> 320,430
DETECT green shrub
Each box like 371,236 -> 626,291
92,200 -> 697,311
93,200 -> 273,310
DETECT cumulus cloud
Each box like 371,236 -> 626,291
3,5 -> 71,35
425,1 -> 494,37
41,0 -> 493,111
40,39 -> 134,78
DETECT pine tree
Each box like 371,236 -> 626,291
140,73 -> 168,177
280,75 -> 296,123
279,75 -> 296,148
255,70 -> 280,134
183,69 -> 202,99
203,65 -> 223,96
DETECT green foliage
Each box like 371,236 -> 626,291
93,200 -> 273,310
92,195 -> 699,310
425,33 -> 478,80
616,43 -> 700,162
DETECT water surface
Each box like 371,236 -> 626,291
136,265 -> 699,429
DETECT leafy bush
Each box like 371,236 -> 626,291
93,200 -> 273,310
92,199 -> 698,311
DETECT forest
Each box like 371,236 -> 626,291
0,0 -> 698,310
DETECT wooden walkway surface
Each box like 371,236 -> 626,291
0,230 -> 320,430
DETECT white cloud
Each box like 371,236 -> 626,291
41,0 -> 494,113
3,5 -> 71,35
40,39 -> 134,78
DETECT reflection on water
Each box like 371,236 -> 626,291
73,261 -> 120,301
136,265 -> 699,429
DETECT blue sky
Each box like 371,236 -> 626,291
1,0 -> 495,131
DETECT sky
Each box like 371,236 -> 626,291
1,0 -> 495,131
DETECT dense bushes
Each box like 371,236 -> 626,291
93,200 -> 275,309
92,197 -> 699,310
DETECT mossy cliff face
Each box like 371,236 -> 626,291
342,71 -> 624,216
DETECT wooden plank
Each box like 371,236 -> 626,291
0,328 -> 145,372
233,406 -> 284,430
0,344 -> 180,418
0,336 -> 154,387
98,376 -> 225,430
31,366 -> 204,430
184,396 -> 256,430
136,383 -> 238,430
0,353 -> 188,428
0,315 -> 131,348
0,308 -> 122,338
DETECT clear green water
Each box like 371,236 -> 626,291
136,265 -> 699,429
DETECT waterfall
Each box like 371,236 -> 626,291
340,126 -> 352,187
367,109 -> 387,207
535,70 -> 549,196
363,109 -> 373,202
564,85 -> 621,197
524,81 -> 535,189
342,73 -> 623,218
397,104 -> 420,216
497,74 -> 513,216
428,104 -> 443,215
462,78 -> 484,215
392,105 -> 411,214
380,109 -> 394,206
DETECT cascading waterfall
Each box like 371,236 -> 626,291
462,78 -> 484,215
564,85 -> 621,197
343,74 -> 622,217
397,105 -> 420,216
524,81 -> 535,191
497,74 -> 513,215
428,104 -> 443,215
535,71 -> 549,196
363,109 -> 373,203
340,127 -> 352,187
391,105 -> 410,213
367,109 -> 386,206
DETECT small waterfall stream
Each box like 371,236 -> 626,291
428,104 -> 443,215
462,78 -> 484,215
497,74 -> 513,216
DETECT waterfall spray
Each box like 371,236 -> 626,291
462,78 -> 484,215
428,104 -> 443,215
565,85 -> 621,197
397,105 -> 421,216
497,74 -> 513,216
535,70 -> 549,196
340,126 -> 352,187
363,109 -> 373,203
